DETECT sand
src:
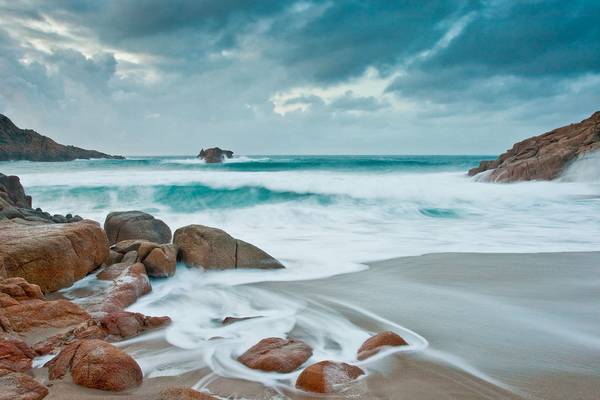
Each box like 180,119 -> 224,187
41,251 -> 600,399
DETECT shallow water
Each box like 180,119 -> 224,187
4,155 -> 600,396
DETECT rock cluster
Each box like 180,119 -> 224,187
0,113 -> 123,162
197,147 -> 234,163
469,111 -> 600,182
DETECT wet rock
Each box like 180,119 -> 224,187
0,368 -> 48,400
159,387 -> 218,400
0,333 -> 36,372
295,361 -> 364,393
197,147 -> 233,163
99,311 -> 171,339
0,219 -> 109,293
94,262 -> 151,314
174,224 -> 284,270
469,111 -> 600,182
222,316 -> 260,325
105,249 -> 124,267
45,339 -> 143,391
104,211 -> 172,245
112,240 -> 176,278
238,338 -> 312,373
357,331 -> 408,360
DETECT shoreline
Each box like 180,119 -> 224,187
39,250 -> 600,399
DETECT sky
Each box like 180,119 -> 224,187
0,0 -> 599,155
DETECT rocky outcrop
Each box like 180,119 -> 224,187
197,147 -> 233,163
0,219 -> 109,293
0,368 -> 48,400
0,113 -> 123,161
159,388 -> 218,400
0,277 -> 90,333
238,337 -> 313,373
357,331 -> 407,360
105,211 -> 172,245
111,239 -> 176,278
0,174 -> 31,209
0,332 -> 36,372
469,111 -> 600,182
295,361 -> 364,393
45,339 -> 143,391
173,224 -> 284,270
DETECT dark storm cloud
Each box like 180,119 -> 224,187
387,0 -> 600,107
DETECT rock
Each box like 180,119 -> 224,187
222,316 -> 260,325
235,239 -> 285,269
357,331 -> 408,360
0,277 -> 90,333
469,111 -> 600,182
104,211 -> 172,245
45,339 -> 142,391
112,240 -> 177,278
295,361 -> 364,393
0,219 -> 109,293
143,245 -> 177,277
238,338 -> 312,373
0,333 -> 36,372
173,224 -> 284,270
197,147 -> 234,163
0,368 -> 48,400
98,311 -> 171,339
0,174 -> 31,208
159,387 -> 218,400
94,262 -> 151,314
0,113 -> 123,161
105,250 -> 124,266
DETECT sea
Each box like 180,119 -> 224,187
2,154 -> 600,392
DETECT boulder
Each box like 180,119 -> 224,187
111,240 -> 176,278
357,331 -> 408,360
93,262 -> 151,314
0,368 -> 48,400
0,333 -> 36,372
104,211 -> 172,245
0,113 -> 123,162
173,224 -> 284,270
469,111 -> 600,182
0,277 -> 89,333
98,311 -> 171,339
197,147 -> 234,163
0,174 -> 31,208
159,387 -> 218,400
295,361 -> 364,393
238,338 -> 312,373
0,219 -> 109,293
46,339 -> 142,391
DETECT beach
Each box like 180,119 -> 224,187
38,251 -> 600,399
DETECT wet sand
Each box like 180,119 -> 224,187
42,251 -> 600,399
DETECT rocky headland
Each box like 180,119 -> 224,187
0,114 -> 123,162
197,147 -> 234,163
469,111 -> 600,182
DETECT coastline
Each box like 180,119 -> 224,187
40,251 -> 600,399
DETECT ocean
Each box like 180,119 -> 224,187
3,155 -> 600,392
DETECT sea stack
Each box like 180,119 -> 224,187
198,147 -> 234,163
469,111 -> 600,182
0,113 -> 123,161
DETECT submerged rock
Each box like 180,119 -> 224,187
0,113 -> 123,162
98,311 -> 171,339
469,111 -> 600,182
105,211 -> 172,245
197,147 -> 233,163
0,368 -> 48,400
159,387 -> 218,400
238,337 -> 312,373
295,360 -> 364,393
357,331 -> 408,360
173,224 -> 284,270
45,339 -> 143,391
0,219 -> 109,293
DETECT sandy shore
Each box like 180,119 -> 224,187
42,251 -> 600,399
